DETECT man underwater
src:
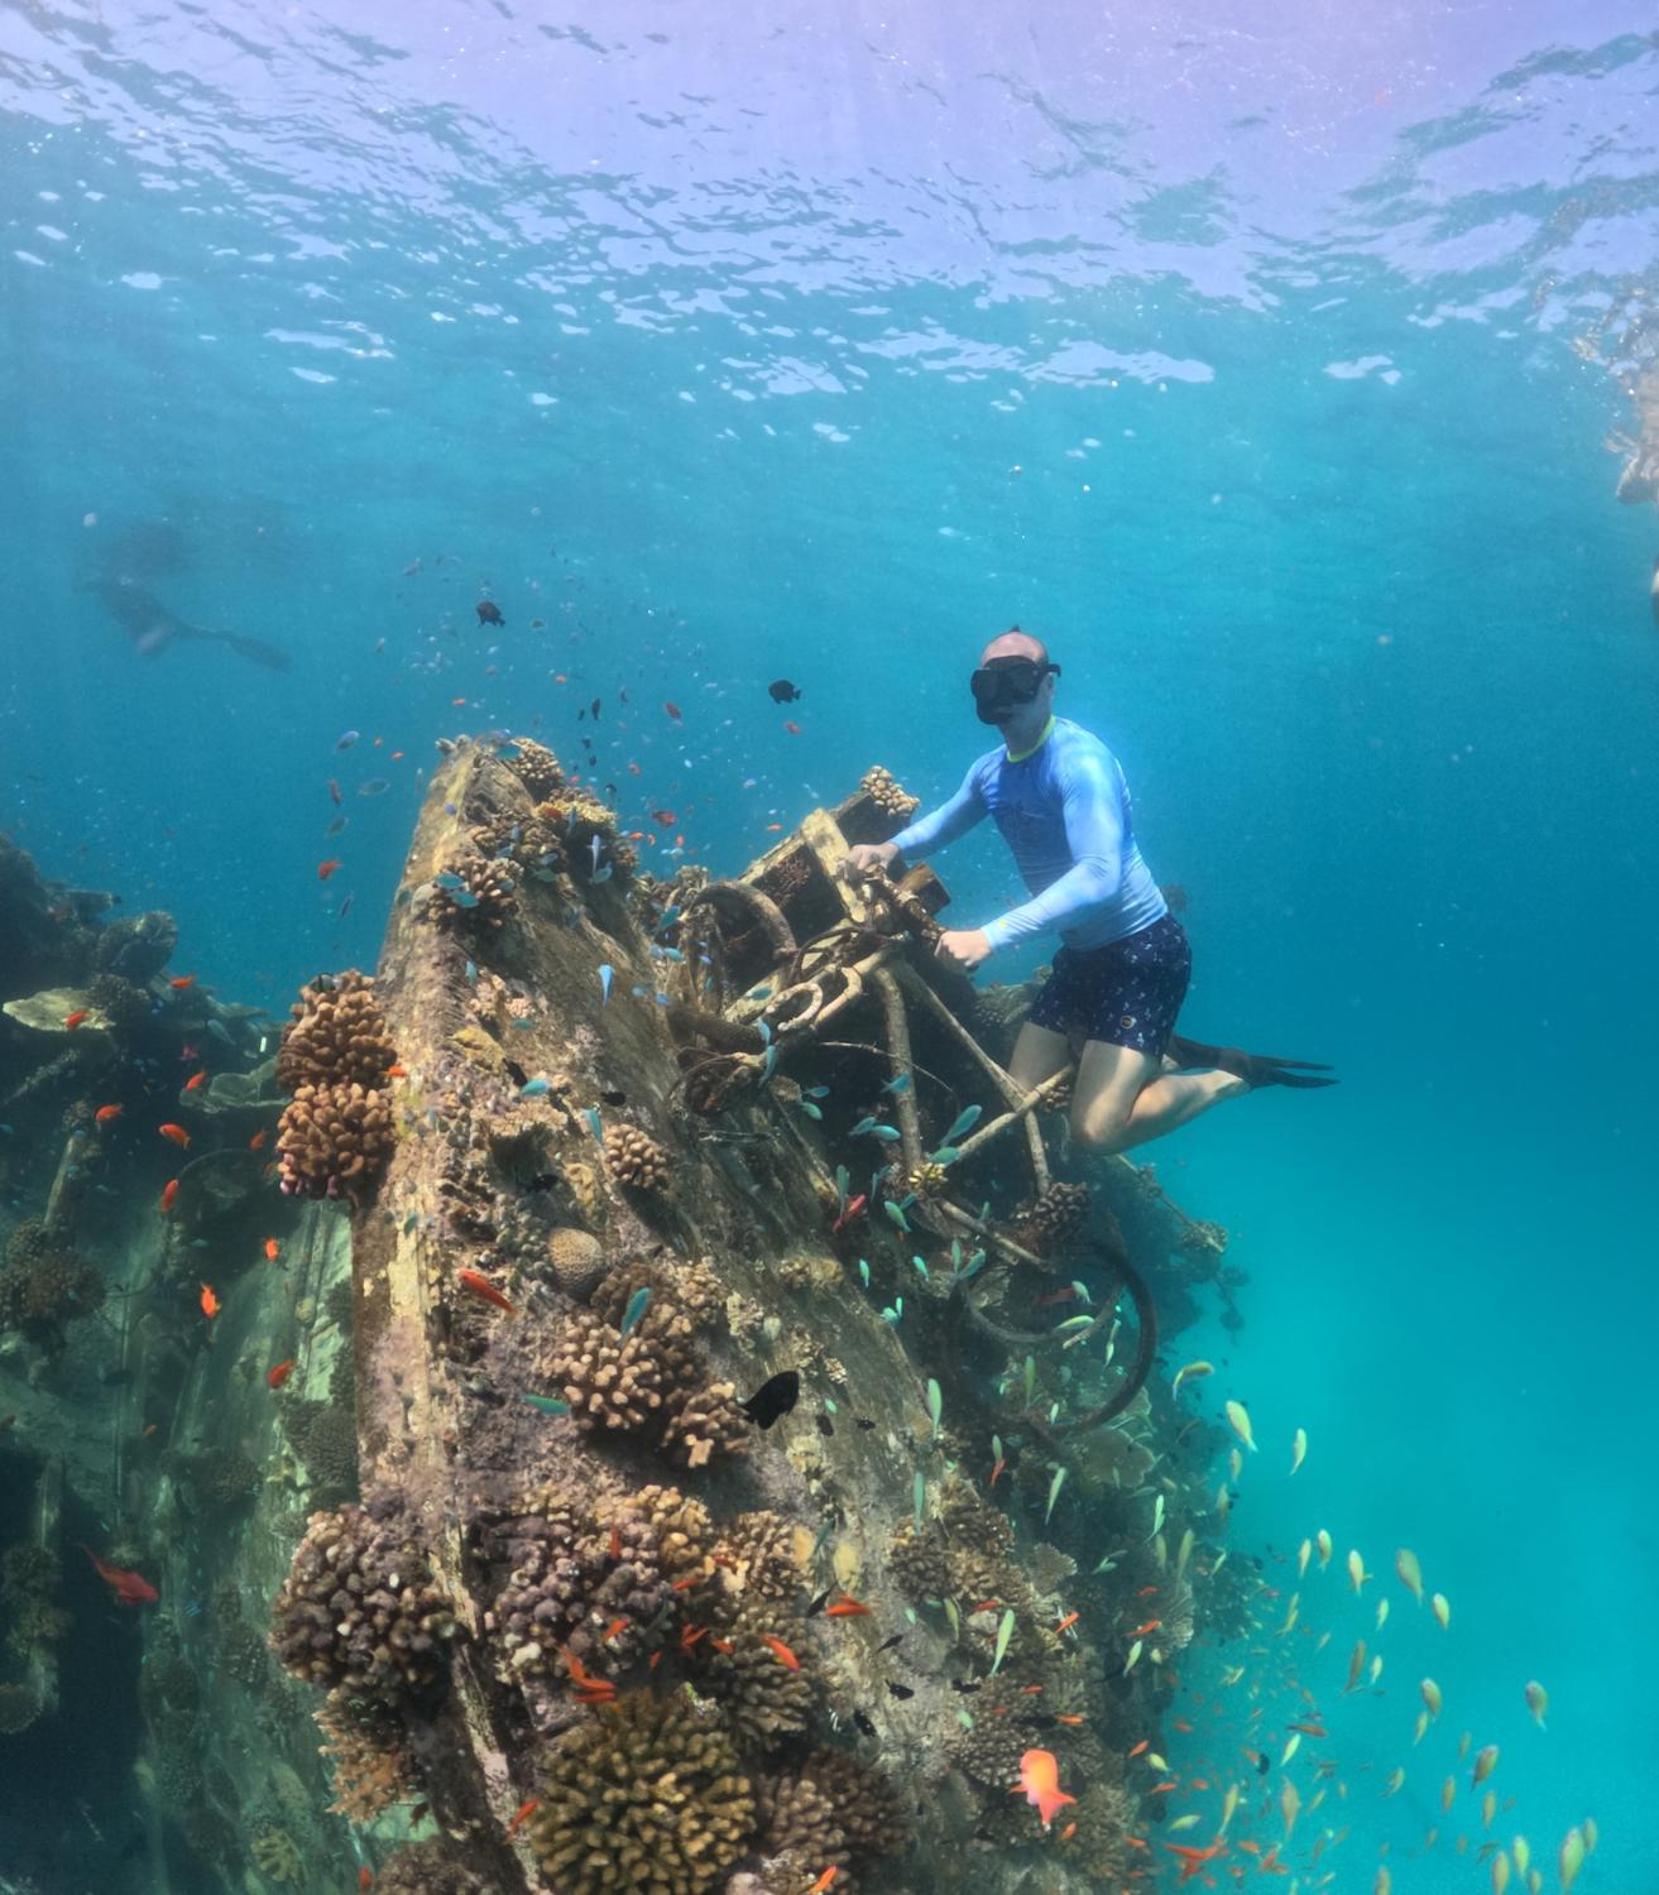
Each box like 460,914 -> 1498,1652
845,628 -> 1333,1154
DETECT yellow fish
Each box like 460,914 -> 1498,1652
1395,1547 -> 1424,1603
1511,1837 -> 1529,1875
1384,1767 -> 1405,1798
1289,1426 -> 1307,1474
1582,1818 -> 1598,1855
1529,1871 -> 1543,1894
1440,1776 -> 1456,1814
1491,1851 -> 1511,1894
1344,1639 -> 1367,1694
1225,1399 -> 1256,1452
1369,1654 -> 1384,1686
1168,1813 -> 1200,1833
1482,1789 -> 1497,1829
1413,1709 -> 1430,1745
1282,1733 -> 1302,1766
1523,1680 -> 1547,1730
1374,1869 -> 1392,1895
1171,1359 -> 1213,1394
1280,1776 -> 1301,1839
1431,1591 -> 1452,1630
1124,1639 -> 1143,1674
1558,1827 -> 1585,1892
1347,1548 -> 1367,1593
1279,1592 -> 1300,1636
1421,1678 -> 1443,1718
1316,1528 -> 1333,1568
1458,1731 -> 1473,1760
1220,1782 -> 1240,1833
1376,1598 -> 1390,1631
1229,1447 -> 1244,1483
1471,1744 -> 1499,1788
1297,1537 -> 1312,1579
1145,1752 -> 1169,1773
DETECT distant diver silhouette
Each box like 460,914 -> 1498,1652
87,573 -> 292,672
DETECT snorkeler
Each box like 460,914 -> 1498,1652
844,628 -> 1333,1155
86,571 -> 292,671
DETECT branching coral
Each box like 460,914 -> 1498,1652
486,1488 -> 676,1687
275,973 -> 398,1203
0,1218 -> 105,1351
548,1280 -> 749,1471
859,764 -> 919,822
429,852 -> 519,931
278,1081 -> 396,1202
712,1510 -> 802,1607
316,1688 -> 416,1824
501,736 -> 564,803
604,1122 -> 671,1193
1056,1780 -> 1137,1886
791,1750 -> 908,1858
701,1598 -> 816,1749
1012,1180 -> 1091,1256
276,972 -> 397,1093
270,1497 -> 458,1695
472,807 -> 565,878
537,792 -> 636,883
527,1691 -> 755,1893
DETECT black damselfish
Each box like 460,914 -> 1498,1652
767,678 -> 802,703
739,1368 -> 800,1429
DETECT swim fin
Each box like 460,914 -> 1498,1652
1166,1034 -> 1338,1089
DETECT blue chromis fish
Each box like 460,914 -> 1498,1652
598,963 -> 614,1004
849,1115 -> 878,1138
798,1097 -> 823,1120
433,871 -> 464,891
520,1392 -> 570,1418
520,1077 -> 551,1097
582,1106 -> 603,1145
760,1044 -> 779,1082
618,1285 -> 652,1340
883,1200 -> 910,1234
882,1072 -> 912,1095
941,1103 -> 982,1145
926,1145 -> 960,1166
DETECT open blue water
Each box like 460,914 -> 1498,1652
4,2 -> 1657,1888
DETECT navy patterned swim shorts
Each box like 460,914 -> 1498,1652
1027,913 -> 1191,1056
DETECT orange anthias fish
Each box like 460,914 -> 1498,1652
95,1104 -> 123,1123
268,1359 -> 296,1389
825,1596 -> 872,1619
82,1544 -> 159,1606
664,700 -> 682,720
184,1069 -> 209,1091
807,1870 -> 840,1893
317,858 -> 343,881
169,974 -> 196,990
159,1123 -> 191,1149
784,720 -> 802,735
761,1634 -> 803,1671
456,1268 -> 517,1316
264,1237 -> 281,1262
506,1798 -> 539,1837
358,1869 -> 374,1891
1164,1838 -> 1229,1884
249,1129 -> 268,1150
64,1008 -> 90,1030
1013,1749 -> 1076,1828
159,1178 -> 180,1213
200,1284 -> 221,1318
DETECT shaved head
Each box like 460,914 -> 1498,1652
980,625 -> 1049,667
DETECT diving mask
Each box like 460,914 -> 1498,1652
970,655 -> 1059,722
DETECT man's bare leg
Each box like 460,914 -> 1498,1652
1009,1020 -> 1075,1094
1070,1039 -> 1247,1156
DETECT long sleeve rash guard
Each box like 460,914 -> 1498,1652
887,717 -> 1166,952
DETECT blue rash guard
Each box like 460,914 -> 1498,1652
887,716 -> 1167,953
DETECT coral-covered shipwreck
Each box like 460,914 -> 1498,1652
0,752 -> 1249,1894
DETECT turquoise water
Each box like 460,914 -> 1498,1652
4,2 -> 1657,1888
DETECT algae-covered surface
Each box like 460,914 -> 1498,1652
0,754 -> 1260,1894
